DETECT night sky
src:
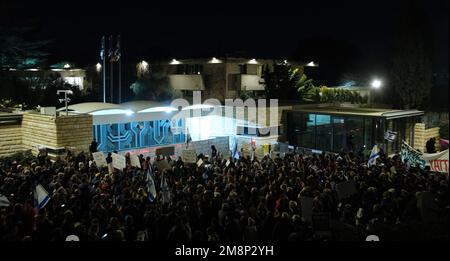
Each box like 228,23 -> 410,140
2,0 -> 448,86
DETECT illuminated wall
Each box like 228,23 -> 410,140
185,115 -> 237,141
93,118 -> 186,152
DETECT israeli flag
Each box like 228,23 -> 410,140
160,174 -> 170,204
34,184 -> 51,210
146,169 -> 157,202
367,145 -> 380,167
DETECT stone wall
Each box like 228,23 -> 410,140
414,123 -> 440,152
0,124 -> 23,156
21,113 -> 93,155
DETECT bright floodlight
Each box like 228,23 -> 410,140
170,59 -> 181,65
210,57 -> 221,63
371,79 -> 382,89
96,63 -> 102,72
248,59 -> 257,64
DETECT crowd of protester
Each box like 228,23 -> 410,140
0,145 -> 448,241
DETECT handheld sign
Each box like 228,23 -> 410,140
197,158 -> 204,167
255,148 -> 265,160
182,149 -> 197,163
130,154 -> 141,168
111,153 -> 126,170
225,160 -> 231,167
157,159 -> 171,172
92,152 -> 107,168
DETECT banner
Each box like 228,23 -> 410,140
182,149 -> 197,163
401,142 -> 449,173
112,153 -> 126,170
130,154 -> 141,168
422,150 -> 449,173
92,152 -> 107,167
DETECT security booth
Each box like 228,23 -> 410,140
286,105 -> 424,155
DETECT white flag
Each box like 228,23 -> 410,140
34,184 -> 51,210
0,194 -> 10,207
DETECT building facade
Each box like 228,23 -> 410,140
142,57 -> 305,101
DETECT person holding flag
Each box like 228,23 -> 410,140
367,144 -> 380,167
160,172 -> 171,204
146,168 -> 157,202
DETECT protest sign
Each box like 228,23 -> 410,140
255,147 -> 265,160
157,159 -> 171,172
111,153 -> 126,170
92,152 -> 107,167
130,154 -> 141,168
197,158 -> 204,167
182,149 -> 197,163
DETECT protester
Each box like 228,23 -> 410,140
0,146 -> 448,241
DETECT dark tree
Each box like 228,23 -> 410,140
0,26 -> 49,68
389,0 -> 433,109
129,73 -> 174,101
263,62 -> 301,101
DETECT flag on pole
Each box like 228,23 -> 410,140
113,34 -> 121,62
368,145 -> 380,167
146,168 -> 157,202
108,35 -> 114,62
160,174 -> 170,204
34,184 -> 51,210
100,36 -> 105,61
232,140 -> 239,159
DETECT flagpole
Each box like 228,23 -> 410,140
109,35 -> 114,103
101,36 -> 106,103
118,54 -> 122,104
117,34 -> 122,104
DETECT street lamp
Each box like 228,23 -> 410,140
371,79 -> 382,89
96,63 -> 102,73
368,79 -> 382,105
137,60 -> 149,78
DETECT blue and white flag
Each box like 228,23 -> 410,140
160,174 -> 170,204
232,140 -> 239,159
34,184 -> 51,210
146,168 -> 157,202
368,145 -> 380,167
